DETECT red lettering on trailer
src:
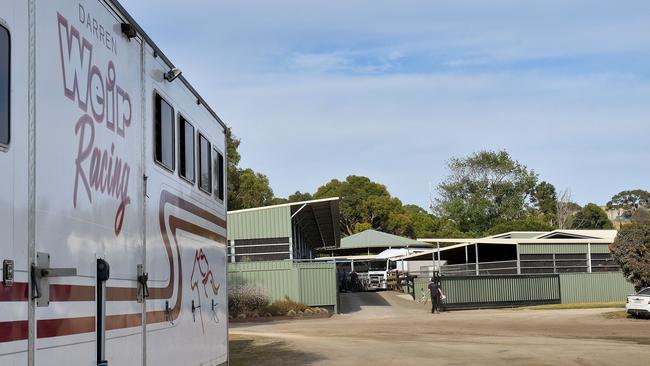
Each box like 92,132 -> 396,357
58,13 -> 132,132
59,12 -> 133,236
73,114 -> 131,235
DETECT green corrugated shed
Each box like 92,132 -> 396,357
340,229 -> 427,249
519,243 -> 611,255
519,243 -> 589,254
228,206 -> 292,240
228,261 -> 338,311
590,243 -> 611,254
559,272 -> 634,304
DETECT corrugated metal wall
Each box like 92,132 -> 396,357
559,272 -> 634,304
412,272 -> 633,308
228,206 -> 292,241
590,244 -> 611,254
414,275 -> 561,309
228,261 -> 337,311
519,243 -> 611,254
519,243 -> 588,254
295,263 -> 338,308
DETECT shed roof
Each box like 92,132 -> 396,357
228,197 -> 340,248
340,229 -> 429,249
418,229 -> 617,244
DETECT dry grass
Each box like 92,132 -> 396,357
524,302 -> 625,310
602,310 -> 630,319
229,334 -> 323,366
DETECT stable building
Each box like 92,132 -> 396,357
401,229 -> 620,276
227,198 -> 340,262
319,229 -> 432,257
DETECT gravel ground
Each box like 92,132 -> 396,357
230,291 -> 650,366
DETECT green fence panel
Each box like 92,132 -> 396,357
295,263 -> 337,307
559,272 -> 635,304
228,261 -> 338,312
415,275 -> 561,310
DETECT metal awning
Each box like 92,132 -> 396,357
315,248 -> 429,262
392,242 -> 516,261
290,198 -> 341,248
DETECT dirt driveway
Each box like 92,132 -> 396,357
230,291 -> 650,366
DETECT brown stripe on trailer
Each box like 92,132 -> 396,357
49,284 -> 95,302
0,191 -> 225,342
0,282 -> 28,301
0,320 -> 28,343
37,316 -> 96,339
106,313 -> 142,330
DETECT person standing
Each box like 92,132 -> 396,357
350,271 -> 359,292
428,275 -> 445,314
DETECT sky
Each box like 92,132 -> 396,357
122,0 -> 650,209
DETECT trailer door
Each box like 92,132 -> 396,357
0,5 -> 29,365
31,1 -> 144,365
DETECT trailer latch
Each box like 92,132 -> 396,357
31,252 -> 77,307
136,264 -> 149,303
2,259 -> 14,287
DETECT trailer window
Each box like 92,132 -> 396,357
213,148 -> 224,201
198,134 -> 211,193
0,25 -> 9,147
178,116 -> 195,183
154,94 -> 174,170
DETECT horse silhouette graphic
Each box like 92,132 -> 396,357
190,248 -> 221,334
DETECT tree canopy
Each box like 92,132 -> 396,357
607,189 -> 650,210
606,189 -> 650,223
434,150 -> 538,233
314,175 -> 410,236
484,218 -> 555,236
610,223 -> 650,290
270,191 -> 314,205
531,181 -> 557,221
226,128 -> 275,210
569,203 -> 613,229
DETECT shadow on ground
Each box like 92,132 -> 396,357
340,291 -> 392,314
229,334 -> 324,366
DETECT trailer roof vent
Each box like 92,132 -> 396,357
121,23 -> 137,39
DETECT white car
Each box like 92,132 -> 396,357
626,288 -> 650,319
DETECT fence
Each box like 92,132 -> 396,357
559,272 -> 635,304
414,275 -> 561,310
228,261 -> 338,312
410,271 -> 633,309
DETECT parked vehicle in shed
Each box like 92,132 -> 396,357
358,260 -> 394,291
626,288 -> 650,319
0,1 -> 228,365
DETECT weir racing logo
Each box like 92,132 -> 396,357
57,9 -> 133,236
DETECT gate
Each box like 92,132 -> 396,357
414,274 -> 561,310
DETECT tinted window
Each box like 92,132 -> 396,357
198,134 -> 211,193
213,148 -> 225,201
179,117 -> 195,182
154,94 -> 174,170
0,25 -> 9,146
640,288 -> 650,296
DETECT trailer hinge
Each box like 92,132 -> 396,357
136,264 -> 149,303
